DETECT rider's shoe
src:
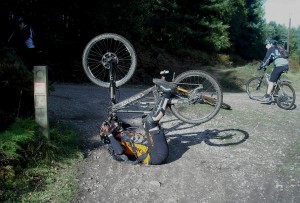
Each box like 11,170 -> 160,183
261,94 -> 272,104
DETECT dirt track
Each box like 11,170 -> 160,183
48,84 -> 300,203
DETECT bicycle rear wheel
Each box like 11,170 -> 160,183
170,70 -> 222,124
246,77 -> 267,100
82,33 -> 137,88
276,82 -> 296,110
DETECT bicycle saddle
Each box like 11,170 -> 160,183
153,78 -> 176,93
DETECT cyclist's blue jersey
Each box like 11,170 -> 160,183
262,46 -> 288,67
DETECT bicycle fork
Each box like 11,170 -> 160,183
256,75 -> 265,91
109,59 -> 118,104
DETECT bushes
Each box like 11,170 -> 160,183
0,118 -> 84,202
288,58 -> 300,73
0,47 -> 34,132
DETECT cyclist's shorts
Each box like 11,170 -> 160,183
270,65 -> 288,82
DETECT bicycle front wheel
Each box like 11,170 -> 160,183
276,82 -> 296,110
82,33 -> 137,88
246,77 -> 267,100
170,70 -> 222,124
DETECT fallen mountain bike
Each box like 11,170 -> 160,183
246,67 -> 296,110
82,33 -> 228,124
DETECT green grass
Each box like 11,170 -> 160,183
0,118 -> 84,202
209,62 -> 300,92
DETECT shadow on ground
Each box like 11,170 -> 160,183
166,126 -> 249,163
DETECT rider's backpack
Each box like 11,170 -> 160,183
275,45 -> 289,59
106,131 -> 151,164
120,131 -> 150,164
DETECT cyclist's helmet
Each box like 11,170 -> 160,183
265,39 -> 277,46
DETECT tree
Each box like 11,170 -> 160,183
228,0 -> 266,59
266,21 -> 288,44
289,27 -> 300,64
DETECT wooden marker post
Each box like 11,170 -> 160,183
34,66 -> 49,139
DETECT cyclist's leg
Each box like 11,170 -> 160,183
144,92 -> 172,129
270,65 -> 288,92
145,129 -> 168,165
262,66 -> 287,103
143,92 -> 172,165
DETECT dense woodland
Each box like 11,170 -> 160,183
1,0 -> 267,59
1,0 -> 300,129
1,0 -> 300,69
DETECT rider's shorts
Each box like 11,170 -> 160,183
270,65 -> 288,82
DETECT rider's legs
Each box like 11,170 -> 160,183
266,81 -> 274,95
143,92 -> 172,164
262,65 -> 288,103
143,92 -> 171,130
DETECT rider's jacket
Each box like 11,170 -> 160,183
262,46 -> 288,68
8,25 -> 35,50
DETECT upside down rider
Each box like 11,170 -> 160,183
99,79 -> 176,165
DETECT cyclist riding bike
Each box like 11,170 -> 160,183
258,39 -> 289,103
99,79 -> 176,165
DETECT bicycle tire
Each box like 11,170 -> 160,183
82,33 -> 137,88
170,70 -> 222,124
276,82 -> 296,110
246,77 -> 267,100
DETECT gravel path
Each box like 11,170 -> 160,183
49,83 -> 300,203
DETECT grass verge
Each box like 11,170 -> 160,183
0,118 -> 84,202
209,62 -> 300,92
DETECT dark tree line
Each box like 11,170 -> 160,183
2,0 -> 300,82
0,0 -> 267,61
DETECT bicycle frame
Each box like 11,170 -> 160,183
107,60 -> 161,115
258,68 -> 290,93
83,33 -> 223,123
107,62 -> 193,115
111,85 -> 157,114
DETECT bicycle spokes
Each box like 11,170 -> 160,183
246,77 -> 267,100
275,82 -> 296,109
171,70 -> 222,124
82,33 -> 137,88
